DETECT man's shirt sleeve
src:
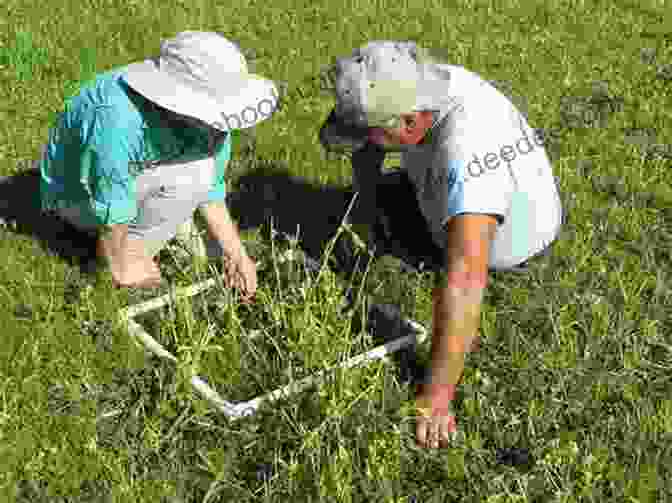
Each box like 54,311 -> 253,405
79,105 -> 139,225
440,156 -> 513,228
431,116 -> 515,233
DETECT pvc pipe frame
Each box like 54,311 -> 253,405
118,275 -> 428,421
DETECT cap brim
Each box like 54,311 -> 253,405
318,108 -> 371,153
122,59 -> 278,131
319,108 -> 422,154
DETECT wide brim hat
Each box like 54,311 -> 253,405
123,31 -> 279,132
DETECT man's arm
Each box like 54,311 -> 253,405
427,213 -> 498,390
349,142 -> 387,242
351,141 -> 386,203
318,109 -> 387,238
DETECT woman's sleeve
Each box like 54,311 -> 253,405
79,105 -> 140,225
205,132 -> 231,203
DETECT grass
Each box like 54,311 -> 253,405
1,0 -> 672,501
131,224 -> 383,405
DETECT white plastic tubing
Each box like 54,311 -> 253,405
118,275 -> 428,421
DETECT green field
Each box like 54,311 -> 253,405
1,1 -> 671,501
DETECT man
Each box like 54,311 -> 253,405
39,31 -> 279,299
319,41 -> 563,448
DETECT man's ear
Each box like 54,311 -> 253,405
418,110 -> 435,126
401,111 -> 435,144
401,111 -> 433,138
403,111 -> 433,132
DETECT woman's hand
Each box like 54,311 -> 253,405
198,202 -> 257,302
223,249 -> 257,303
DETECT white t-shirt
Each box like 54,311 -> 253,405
401,64 -> 563,269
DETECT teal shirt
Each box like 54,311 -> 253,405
39,65 -> 231,226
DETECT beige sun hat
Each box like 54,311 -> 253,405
123,31 -> 279,132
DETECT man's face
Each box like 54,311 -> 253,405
367,111 -> 435,148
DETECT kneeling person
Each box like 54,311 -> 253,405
39,32 -> 279,299
320,41 -> 563,448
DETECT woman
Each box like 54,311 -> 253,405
39,31 -> 279,300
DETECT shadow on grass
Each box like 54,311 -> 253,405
227,160 -> 446,276
227,160 -> 358,273
225,162 -> 430,386
0,161 -> 359,277
0,160 -> 434,384
0,168 -> 99,274
226,160 -> 446,384
0,153 -> 447,273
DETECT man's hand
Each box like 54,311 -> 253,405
415,333 -> 480,448
415,383 -> 458,449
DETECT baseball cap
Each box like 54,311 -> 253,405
319,41 -> 449,153
123,31 -> 279,132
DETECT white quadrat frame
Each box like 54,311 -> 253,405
118,273 -> 428,420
